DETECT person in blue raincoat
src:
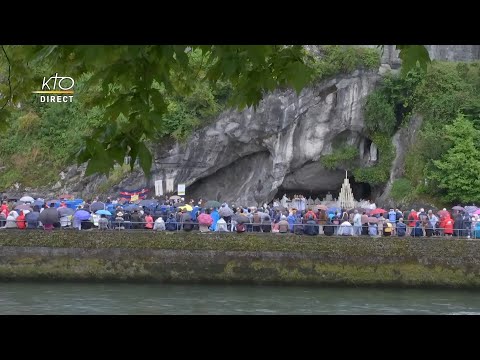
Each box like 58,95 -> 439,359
209,207 -> 220,231
287,212 -> 296,233
191,205 -> 200,221
474,219 -> 480,239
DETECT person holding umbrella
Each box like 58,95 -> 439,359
218,203 -> 234,231
197,209 -> 213,232
58,206 -> 75,228
39,203 -> 60,230
210,207 -> 220,232
234,209 -> 249,233
98,214 -> 109,230
26,205 -> 41,229
73,208 -> 92,230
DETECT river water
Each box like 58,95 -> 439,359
0,282 -> 479,314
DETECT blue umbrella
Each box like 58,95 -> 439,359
465,206 -> 478,214
327,207 -> 341,214
90,201 -> 106,212
65,200 -> 79,209
123,204 -> 140,212
46,200 -> 61,208
96,210 -> 112,216
139,199 -> 157,207
74,210 -> 91,221
33,199 -> 45,207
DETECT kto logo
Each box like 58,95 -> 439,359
32,73 -> 75,103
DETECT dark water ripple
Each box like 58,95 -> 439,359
1,283 -> 480,314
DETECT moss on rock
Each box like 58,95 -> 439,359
0,231 -> 480,287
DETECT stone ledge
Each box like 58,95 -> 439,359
0,231 -> 479,287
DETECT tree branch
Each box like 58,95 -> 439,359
1,45 -> 12,110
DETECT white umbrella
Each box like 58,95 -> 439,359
20,196 -> 34,203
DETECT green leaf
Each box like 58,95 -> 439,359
285,61 -> 313,94
396,45 -> 431,74
84,140 -> 113,176
174,45 -> 189,68
106,145 -> 125,165
85,156 -> 110,177
137,141 -> 152,176
76,146 -> 92,164
128,141 -> 138,172
29,45 -> 58,64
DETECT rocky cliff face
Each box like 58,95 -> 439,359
48,69 -> 380,205
363,45 -> 480,65
11,45 -> 480,205
376,115 -> 424,208
141,69 -> 380,205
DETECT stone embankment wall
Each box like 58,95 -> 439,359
0,231 -> 479,287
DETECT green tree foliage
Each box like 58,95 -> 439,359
361,60 -> 480,204
364,67 -> 425,135
395,45 -> 431,74
414,62 -> 476,125
0,45 -> 429,179
0,97 -> 101,188
321,145 -> 359,170
311,45 -> 380,78
364,91 -> 396,135
353,133 -> 395,186
426,114 -> 480,203
399,61 -> 480,203
390,178 -> 413,202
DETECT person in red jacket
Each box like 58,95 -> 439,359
0,201 -> 9,218
144,213 -> 154,229
407,209 -> 419,236
16,211 -> 27,230
440,215 -> 454,236
304,209 -> 317,220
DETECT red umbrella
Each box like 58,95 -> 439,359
197,213 -> 213,226
367,217 -> 379,223
370,208 -> 387,216
58,194 -> 74,200
438,210 -> 450,218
